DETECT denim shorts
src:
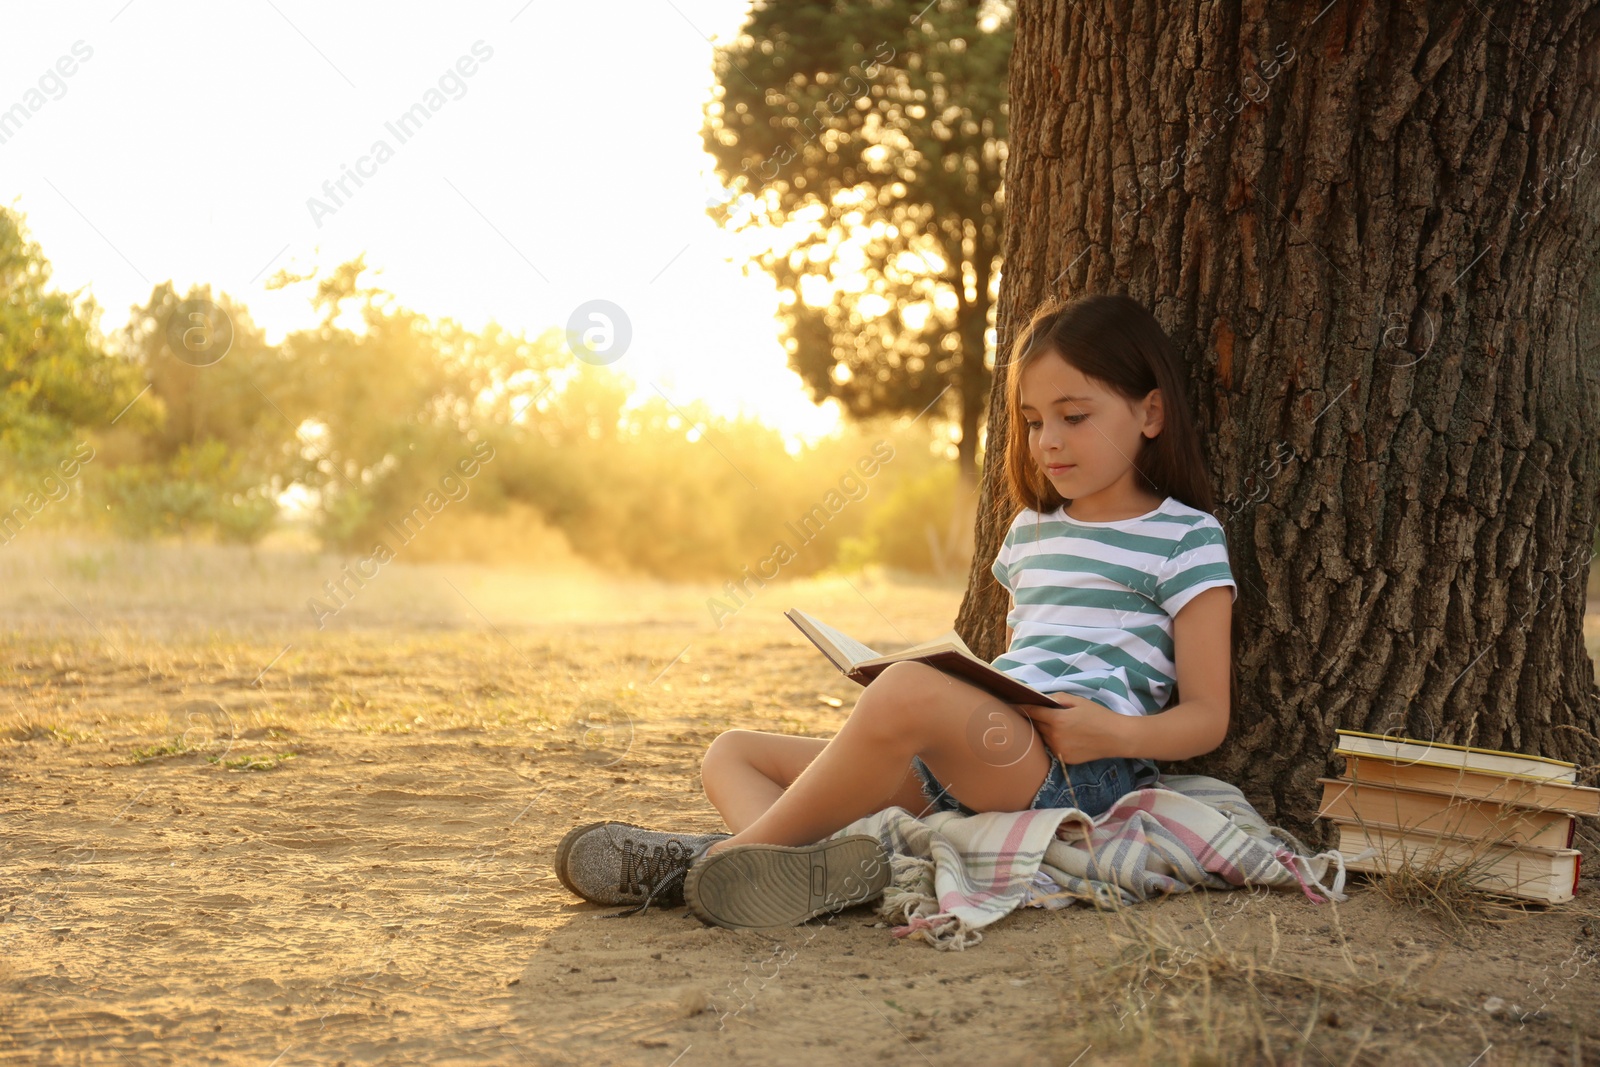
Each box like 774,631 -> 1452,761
909,752 -> 1160,819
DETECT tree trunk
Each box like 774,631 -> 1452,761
955,232 -> 998,487
955,0 -> 1600,846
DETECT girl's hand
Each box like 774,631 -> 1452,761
1010,694 -> 1130,764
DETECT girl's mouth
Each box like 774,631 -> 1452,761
1046,463 -> 1075,475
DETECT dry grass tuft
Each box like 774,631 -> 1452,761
1,709 -> 98,744
1330,793 -> 1561,936
1356,855 -> 1529,934
1039,887 -> 1507,1067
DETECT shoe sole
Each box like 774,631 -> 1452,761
682,835 -> 890,930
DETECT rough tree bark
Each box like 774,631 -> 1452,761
955,0 -> 1600,845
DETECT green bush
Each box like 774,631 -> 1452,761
99,440 -> 277,543
836,460 -> 972,577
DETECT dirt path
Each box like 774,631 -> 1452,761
2,544 -> 1597,1065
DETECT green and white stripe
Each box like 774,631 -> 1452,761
989,496 -> 1236,717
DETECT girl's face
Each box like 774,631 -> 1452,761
1018,348 -> 1164,512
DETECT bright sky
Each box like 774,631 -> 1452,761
0,0 -> 846,443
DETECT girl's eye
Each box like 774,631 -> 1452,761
1065,414 -> 1089,425
1025,420 -> 1041,430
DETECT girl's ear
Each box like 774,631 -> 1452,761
1142,388 -> 1165,439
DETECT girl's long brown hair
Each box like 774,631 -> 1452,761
989,292 -> 1237,719
995,293 -> 1217,519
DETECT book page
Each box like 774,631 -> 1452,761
791,609 -> 880,667
894,629 -> 979,660
893,632 -> 956,657
942,628 -> 979,659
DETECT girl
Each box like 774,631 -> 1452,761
555,293 -> 1237,929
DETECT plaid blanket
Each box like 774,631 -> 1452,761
827,773 -> 1353,950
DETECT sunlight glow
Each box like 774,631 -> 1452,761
2,1 -> 846,444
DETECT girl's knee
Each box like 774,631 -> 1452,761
704,728 -> 756,767
701,730 -> 754,798
859,661 -> 943,710
870,660 -> 941,692
852,664 -> 935,734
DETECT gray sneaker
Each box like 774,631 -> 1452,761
683,835 -> 891,929
555,821 -> 731,916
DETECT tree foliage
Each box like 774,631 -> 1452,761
261,256 -> 560,550
0,209 -> 963,578
0,208 -> 146,466
701,0 -> 1011,478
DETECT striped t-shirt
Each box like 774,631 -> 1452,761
989,496 -> 1236,717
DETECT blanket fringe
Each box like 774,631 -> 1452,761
1262,822 -> 1358,903
1271,843 -> 1354,903
891,918 -> 984,950
877,851 -> 933,930
876,852 -> 984,950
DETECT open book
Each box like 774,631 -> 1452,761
784,608 -> 1061,706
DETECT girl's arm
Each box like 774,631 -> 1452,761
1110,585 -> 1231,760
1014,585 -> 1232,763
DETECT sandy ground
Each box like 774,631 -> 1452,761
2,538 -> 1599,1066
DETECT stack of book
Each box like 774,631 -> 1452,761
1316,730 -> 1594,904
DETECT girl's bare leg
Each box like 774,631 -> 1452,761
701,661 -> 1051,855
700,731 -> 933,833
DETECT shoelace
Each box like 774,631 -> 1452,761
601,835 -> 712,919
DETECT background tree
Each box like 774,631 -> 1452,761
0,214 -> 1019,581
0,207 -> 147,467
107,282 -> 296,541
701,0 -> 1012,490
958,1 -> 1600,843
263,257 -> 520,549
